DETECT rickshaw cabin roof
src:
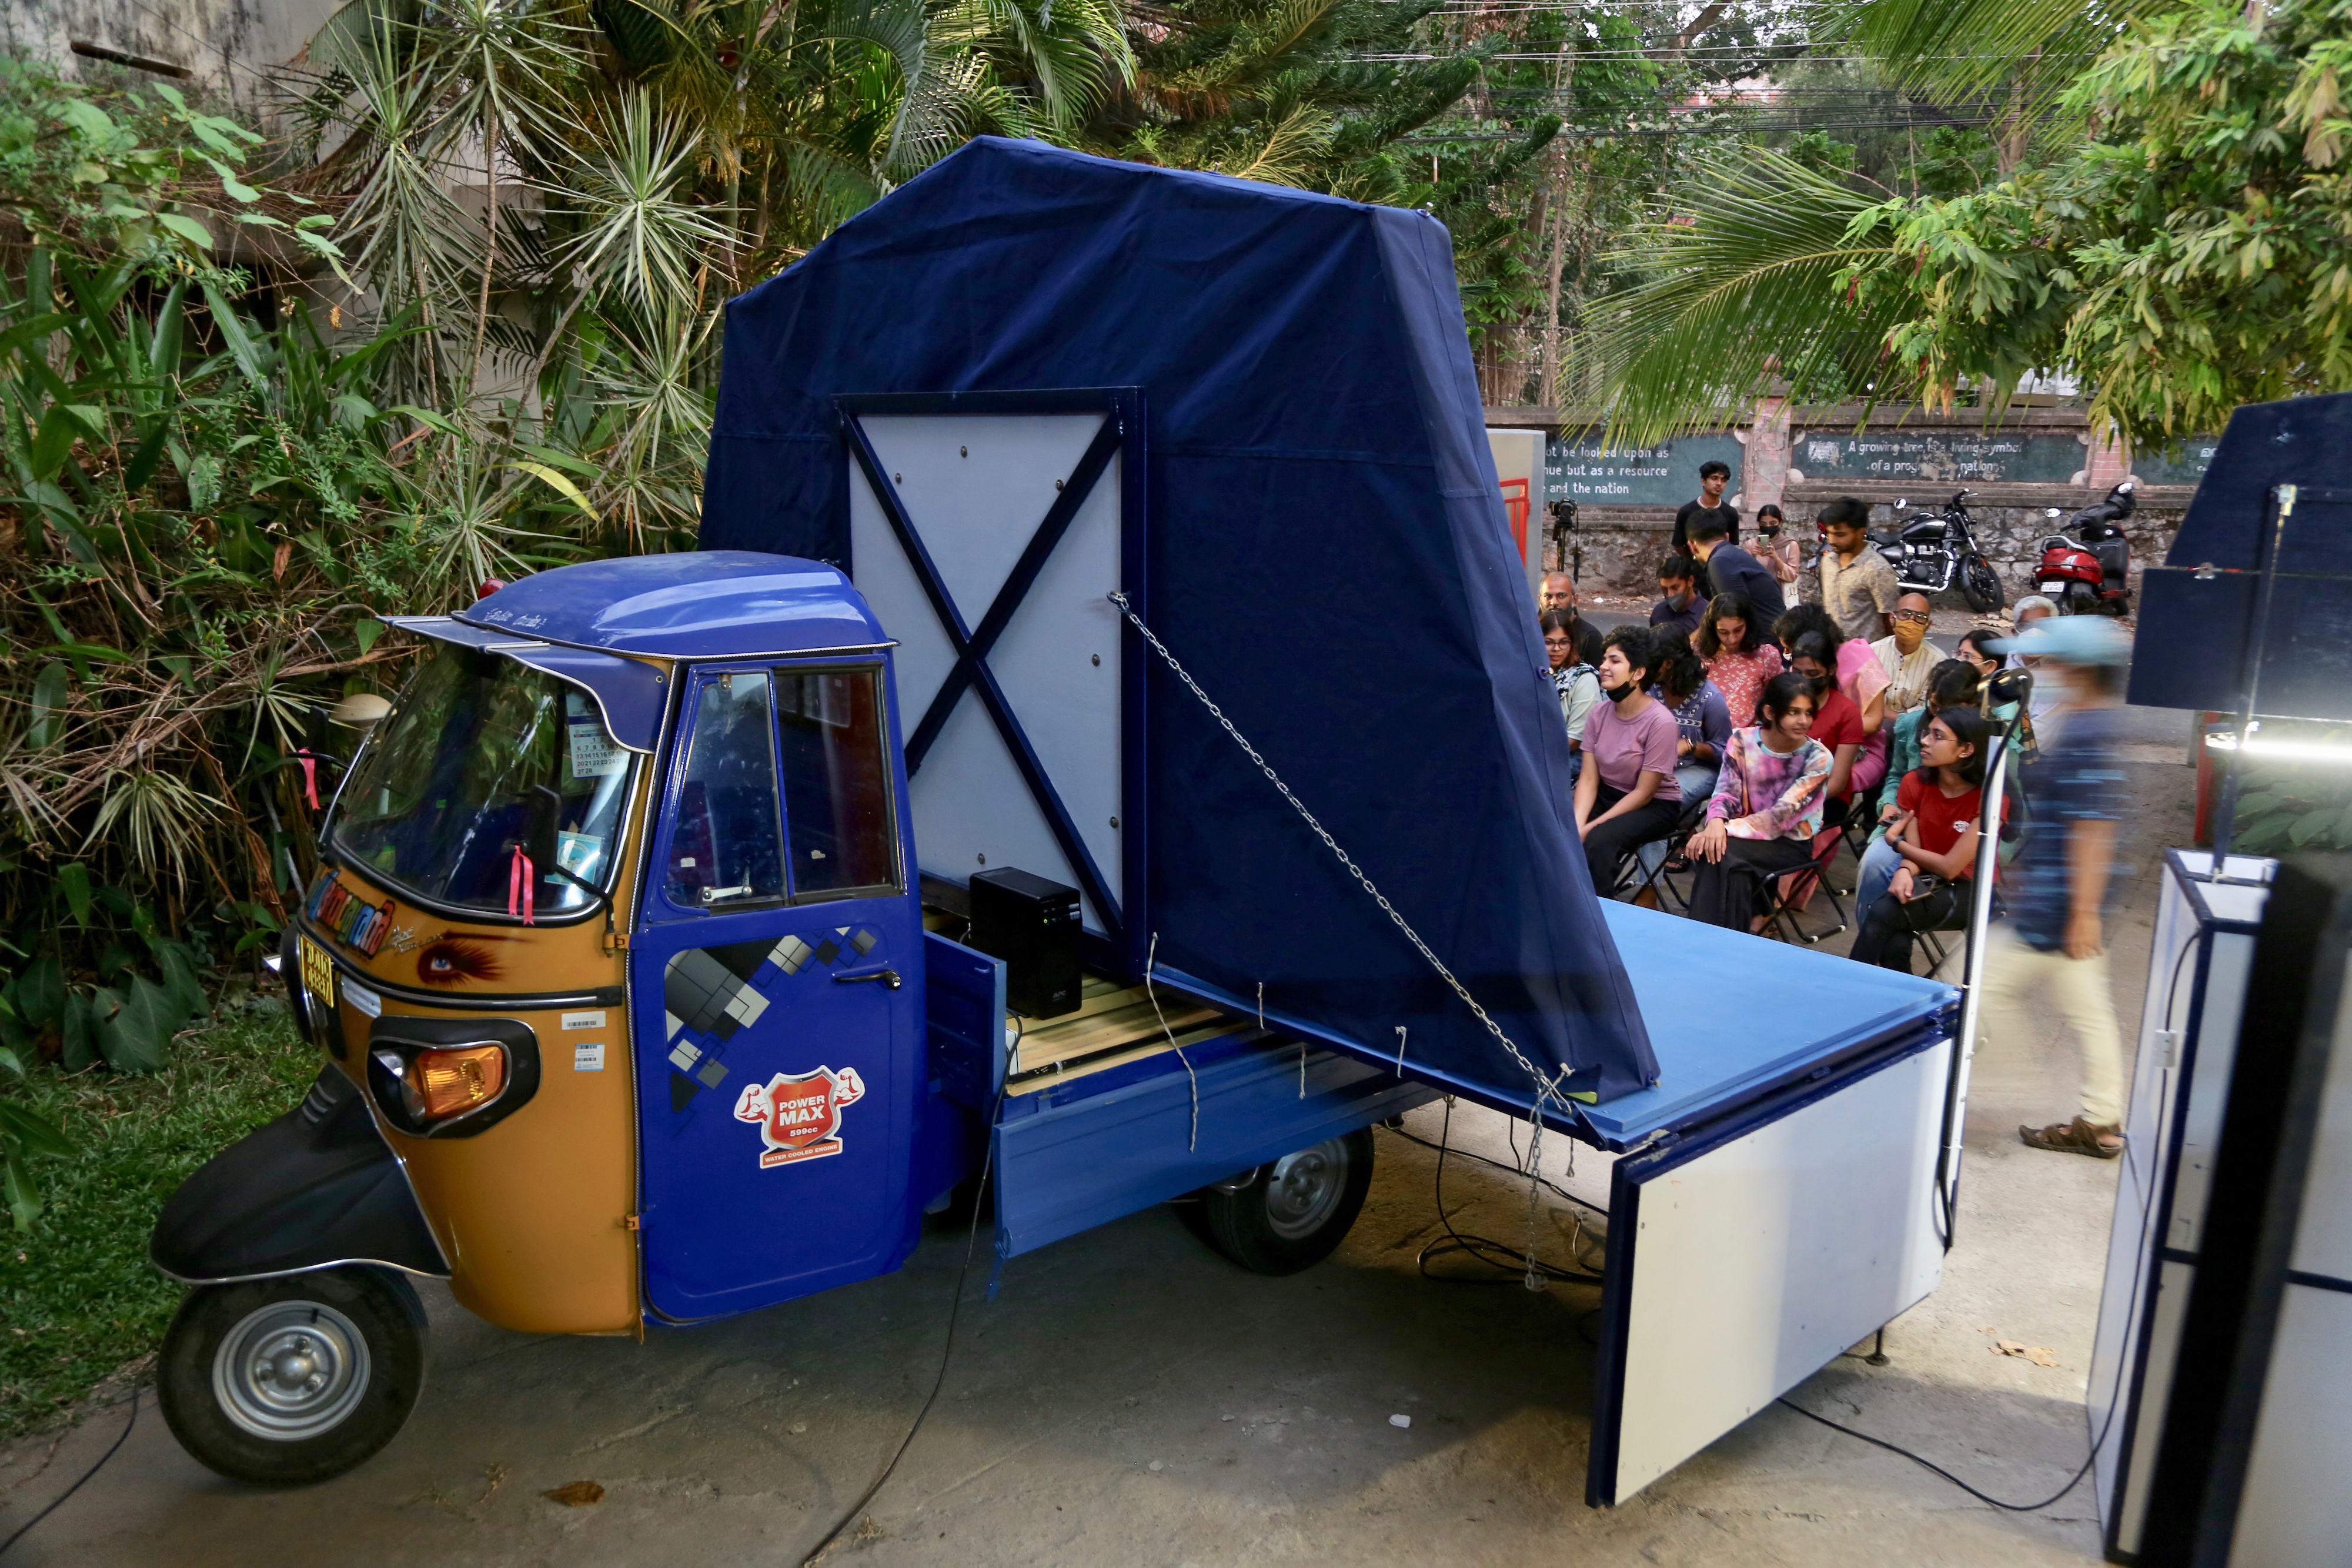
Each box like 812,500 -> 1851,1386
459,552 -> 887,660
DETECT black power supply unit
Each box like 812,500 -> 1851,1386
968,867 -> 1083,1018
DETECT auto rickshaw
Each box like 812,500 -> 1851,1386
148,552 -> 1423,1484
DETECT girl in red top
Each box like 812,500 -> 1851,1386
1848,707 -> 1999,972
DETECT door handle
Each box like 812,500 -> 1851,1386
834,966 -> 903,991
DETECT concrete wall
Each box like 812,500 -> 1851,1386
1494,402 -> 2191,609
1547,500 -> 2181,610
1,0 -> 339,111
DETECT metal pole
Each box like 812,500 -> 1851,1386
2210,484 -> 2297,877
1938,715 -> 2020,1248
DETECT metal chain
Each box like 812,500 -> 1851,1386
1110,592 -> 1573,1286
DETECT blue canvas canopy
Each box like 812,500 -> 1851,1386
701,136 -> 1659,1105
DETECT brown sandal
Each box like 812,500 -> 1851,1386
2020,1117 -> 2123,1159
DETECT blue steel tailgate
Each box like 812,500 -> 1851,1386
992,1032 -> 1436,1261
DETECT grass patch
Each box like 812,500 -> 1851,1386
0,1008 -> 318,1439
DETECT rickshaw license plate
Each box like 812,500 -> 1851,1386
298,935 -> 337,1011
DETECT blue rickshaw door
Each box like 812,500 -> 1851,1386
632,663 -> 923,1322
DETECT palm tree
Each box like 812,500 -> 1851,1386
1586,0 -> 2350,447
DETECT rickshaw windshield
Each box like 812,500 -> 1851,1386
332,645 -> 638,918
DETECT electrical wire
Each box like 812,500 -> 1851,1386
0,1388 -> 139,1560
1392,1099 -> 1607,1285
1782,926 -> 2192,1514
1773,1396 -> 2107,1512
798,1096 -> 1001,1567
1386,1114 -> 1608,1216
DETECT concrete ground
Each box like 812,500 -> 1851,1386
0,695 -> 2195,1567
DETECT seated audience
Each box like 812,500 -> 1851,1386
1775,613 -> 1874,810
1859,660 -> 1982,911
1632,632 -> 1732,898
1697,591 -> 1784,728
1874,593 -> 1939,716
1574,627 -> 1685,894
1955,627 -> 2001,680
1650,554 -> 1703,638
1955,626 -> 2024,729
2004,596 -> 2068,724
1649,633 -> 1732,803
1870,660 -> 1982,841
1686,672 -> 1833,931
1543,609 -> 1602,779
1849,708 -> 2000,972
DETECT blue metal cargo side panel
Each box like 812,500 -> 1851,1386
991,1035 -> 1437,1261
923,931 -> 1006,1111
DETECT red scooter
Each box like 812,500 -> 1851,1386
2036,480 -> 2136,616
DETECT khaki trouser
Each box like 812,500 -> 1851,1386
1977,922 -> 2127,1126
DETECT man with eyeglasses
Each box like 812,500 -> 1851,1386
1872,592 -> 1939,715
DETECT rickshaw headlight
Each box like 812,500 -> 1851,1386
363,1017 -> 539,1138
389,1045 -> 508,1122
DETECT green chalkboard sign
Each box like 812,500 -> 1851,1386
2132,437 -> 2219,486
1791,427 -> 2090,486
1546,434 -> 1743,506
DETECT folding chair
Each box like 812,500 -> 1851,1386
1613,794 -> 1709,913
1743,830 -> 1853,945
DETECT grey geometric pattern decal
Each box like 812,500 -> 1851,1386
660,927 -> 882,1119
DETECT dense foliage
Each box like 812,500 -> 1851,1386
1593,0 -> 2352,446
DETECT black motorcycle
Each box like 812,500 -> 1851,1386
1870,489 -> 2006,613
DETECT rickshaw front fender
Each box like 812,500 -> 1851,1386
151,1065 -> 450,1285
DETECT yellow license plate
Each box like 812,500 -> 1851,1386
298,934 -> 337,1012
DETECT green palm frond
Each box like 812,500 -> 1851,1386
549,93 -> 737,319
83,767 -> 225,884
1213,102 -> 1337,185
1833,0 -> 2160,129
1590,151 -> 1909,444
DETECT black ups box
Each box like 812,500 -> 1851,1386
968,867 -> 1081,1018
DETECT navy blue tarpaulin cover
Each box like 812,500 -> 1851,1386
701,137 -> 1659,1104
2128,391 -> 2352,719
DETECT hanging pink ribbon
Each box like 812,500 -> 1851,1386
297,751 -> 319,810
508,847 -> 535,925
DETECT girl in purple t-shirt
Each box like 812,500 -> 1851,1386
1573,627 -> 1686,895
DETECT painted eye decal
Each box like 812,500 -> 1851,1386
416,937 -> 512,987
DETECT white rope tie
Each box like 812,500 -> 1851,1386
1394,1025 -> 1408,1078
1146,933 -> 1199,1152
1111,590 -> 1578,1288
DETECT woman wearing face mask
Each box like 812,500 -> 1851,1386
1779,628 -> 1868,808
1755,503 -> 1802,586
1697,592 -> 1783,728
1573,626 -> 1685,893
1849,707 -> 2001,972
1686,671 -> 1832,931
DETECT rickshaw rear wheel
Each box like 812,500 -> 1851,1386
1188,1129 -> 1374,1276
158,1266 -> 429,1486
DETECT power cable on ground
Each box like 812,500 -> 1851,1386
1392,1099 -> 1606,1286
798,1096 -> 1001,1566
0,1386 -> 140,1559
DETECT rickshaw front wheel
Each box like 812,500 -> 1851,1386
158,1266 -> 429,1486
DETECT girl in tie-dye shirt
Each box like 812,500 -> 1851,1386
1686,672 -> 1832,931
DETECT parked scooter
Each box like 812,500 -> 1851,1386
2035,480 -> 2136,616
1870,490 -> 2007,611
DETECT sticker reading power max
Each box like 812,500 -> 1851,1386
732,1066 -> 866,1168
